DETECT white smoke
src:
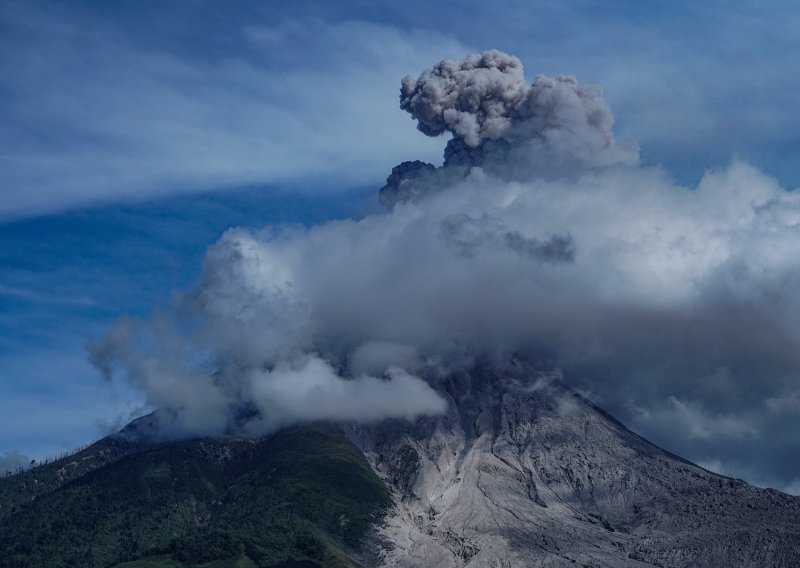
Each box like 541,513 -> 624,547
243,356 -> 446,433
90,51 -> 800,487
88,314 -> 446,438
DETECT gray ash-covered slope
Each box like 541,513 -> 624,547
348,361 -> 800,567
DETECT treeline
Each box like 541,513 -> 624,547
0,424 -> 389,567
1,439 -> 98,479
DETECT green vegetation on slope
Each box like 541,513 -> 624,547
0,433 -> 147,519
0,423 -> 390,568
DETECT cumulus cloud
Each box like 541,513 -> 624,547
88,313 -> 446,439
183,159 -> 799,410
91,51 -> 800,490
244,356 -> 446,433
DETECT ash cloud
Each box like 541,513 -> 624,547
441,213 -> 574,262
91,51 -> 800,491
381,50 -> 637,207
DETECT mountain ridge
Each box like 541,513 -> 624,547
0,423 -> 388,568
2,362 -> 800,567
346,362 -> 800,567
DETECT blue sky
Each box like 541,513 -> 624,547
2,0 -> 800,488
0,185 -> 376,459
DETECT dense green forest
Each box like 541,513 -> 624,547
0,424 -> 390,568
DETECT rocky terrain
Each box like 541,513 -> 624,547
347,361 -> 800,567
3,360 -> 800,567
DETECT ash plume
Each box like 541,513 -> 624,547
401,50 -> 527,148
90,51 -> 800,490
381,50 -> 637,206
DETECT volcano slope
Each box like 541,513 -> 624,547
347,362 -> 800,567
2,363 -> 800,568
0,423 -> 390,568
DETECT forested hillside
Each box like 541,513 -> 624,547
0,424 -> 390,568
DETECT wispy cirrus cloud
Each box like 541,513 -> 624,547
0,3 -> 467,219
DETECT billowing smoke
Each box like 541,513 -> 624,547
402,50 -> 527,147
88,315 -> 446,438
380,50 -> 637,206
91,51 -> 800,490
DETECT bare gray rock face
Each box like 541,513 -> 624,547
346,362 -> 800,567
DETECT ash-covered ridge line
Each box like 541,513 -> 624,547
347,359 -> 800,567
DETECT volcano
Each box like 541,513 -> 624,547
2,361 -> 799,568
6,48 -> 800,568
347,361 -> 800,567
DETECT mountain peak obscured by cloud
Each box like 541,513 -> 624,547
89,49 -> 800,494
